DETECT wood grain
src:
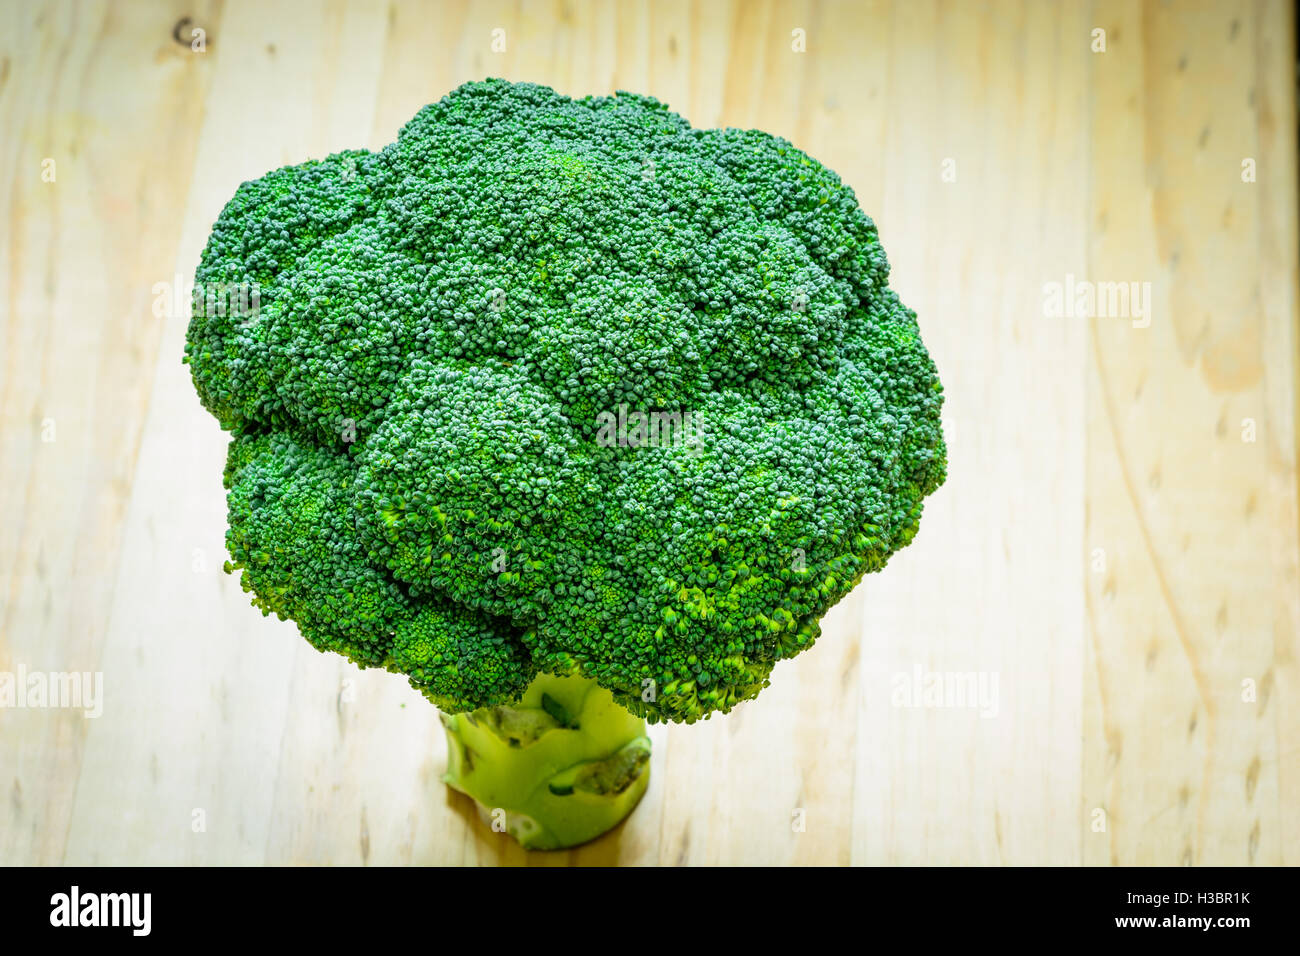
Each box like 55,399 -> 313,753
1,0 -> 1295,866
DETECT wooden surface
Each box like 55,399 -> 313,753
1,0 -> 1296,866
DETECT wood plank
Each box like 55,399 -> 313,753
850,0 -> 1089,865
1084,0 -> 1299,865
0,0 -> 1294,866
0,0 -> 223,865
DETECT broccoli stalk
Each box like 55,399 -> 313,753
439,673 -> 651,850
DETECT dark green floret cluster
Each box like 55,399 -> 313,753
186,79 -> 946,723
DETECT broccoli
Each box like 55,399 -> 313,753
185,79 -> 946,850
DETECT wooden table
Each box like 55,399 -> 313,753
2,0 -> 1296,866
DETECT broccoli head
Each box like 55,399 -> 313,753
186,79 -> 946,729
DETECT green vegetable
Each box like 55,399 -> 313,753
185,79 -> 946,848
441,674 -> 650,850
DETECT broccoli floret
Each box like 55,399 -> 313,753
187,79 -> 946,847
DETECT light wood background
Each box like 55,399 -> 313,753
1,0 -> 1296,866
